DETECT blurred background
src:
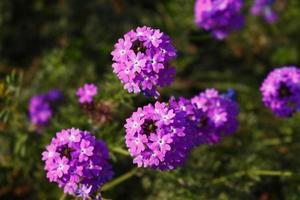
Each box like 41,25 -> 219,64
1,0 -> 300,199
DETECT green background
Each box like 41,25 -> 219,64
1,0 -> 300,199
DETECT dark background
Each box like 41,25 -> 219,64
1,0 -> 300,199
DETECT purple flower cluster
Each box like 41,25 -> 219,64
191,89 -> 239,144
29,89 -> 62,126
251,0 -> 277,23
112,26 -> 177,97
42,128 -> 113,199
125,89 -> 239,170
194,0 -> 244,39
125,101 -> 193,170
76,83 -> 98,104
260,66 -> 300,117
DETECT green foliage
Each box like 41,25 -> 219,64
1,0 -> 300,199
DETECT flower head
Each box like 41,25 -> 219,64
125,101 -> 192,170
112,26 -> 177,98
76,83 -> 98,104
194,0 -> 244,39
29,89 -> 63,126
42,128 -> 113,198
251,0 -> 277,23
191,89 -> 239,144
260,66 -> 300,117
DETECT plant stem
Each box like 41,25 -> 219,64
252,170 -> 292,176
212,169 -> 292,184
112,147 -> 130,156
101,168 -> 138,191
59,193 -> 66,200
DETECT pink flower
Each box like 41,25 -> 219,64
55,157 -> 70,178
149,132 -> 173,152
69,128 -> 82,142
79,140 -> 94,162
42,144 -> 59,161
111,26 -> 177,97
76,83 -> 98,104
128,52 -> 146,73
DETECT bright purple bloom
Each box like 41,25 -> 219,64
29,89 -> 63,126
112,26 -> 177,98
260,66 -> 300,117
76,185 -> 92,200
76,83 -> 98,104
191,89 -> 239,144
125,101 -> 193,170
42,128 -> 113,198
251,0 -> 277,23
194,0 -> 244,39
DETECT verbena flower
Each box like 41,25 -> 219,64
76,83 -> 98,104
42,128 -> 113,198
168,96 -> 204,147
191,89 -> 239,144
111,26 -> 177,98
29,89 -> 62,126
260,66 -> 300,117
125,101 -> 192,170
251,0 -> 277,23
194,0 -> 244,39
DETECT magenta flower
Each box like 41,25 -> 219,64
55,157 -> 70,178
125,101 -> 194,170
28,89 -> 63,126
125,133 -> 148,156
68,128 -> 82,142
148,132 -> 173,153
260,66 -> 300,117
79,140 -> 94,162
112,26 -> 177,97
42,145 -> 59,162
251,0 -> 277,23
194,0 -> 244,39
191,88 -> 239,144
76,83 -> 98,104
42,128 -> 113,198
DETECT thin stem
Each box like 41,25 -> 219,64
253,170 -> 292,176
59,193 -> 66,200
101,168 -> 138,191
111,147 -> 130,156
212,169 -> 292,184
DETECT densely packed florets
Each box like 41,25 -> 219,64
168,96 -> 206,147
125,101 -> 192,170
111,26 -> 177,97
260,66 -> 300,117
194,0 -> 244,39
251,0 -> 277,23
76,83 -> 98,104
29,89 -> 62,126
191,89 -> 239,144
42,128 -> 113,199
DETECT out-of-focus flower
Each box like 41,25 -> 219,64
194,0 -> 244,39
191,88 -> 239,144
251,0 -> 277,23
29,89 -> 63,126
76,83 -> 98,104
260,66 -> 300,117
